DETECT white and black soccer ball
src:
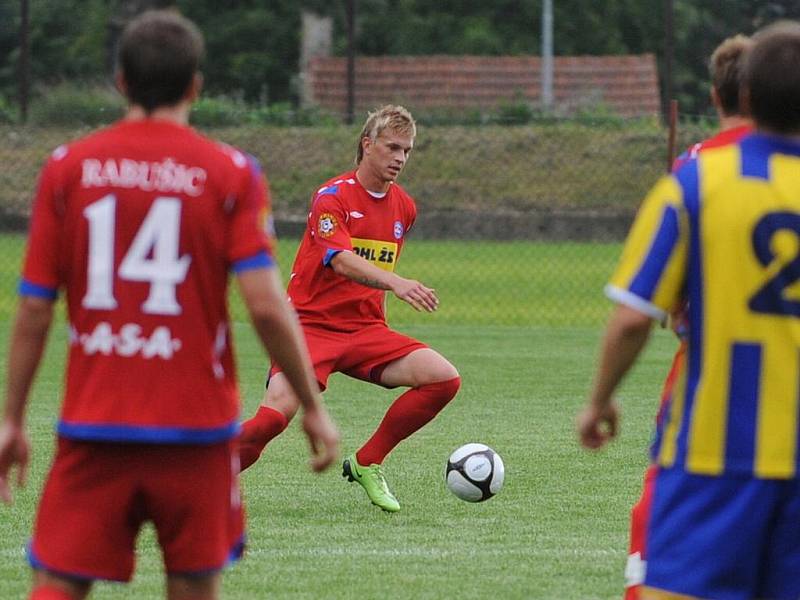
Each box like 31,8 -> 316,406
446,443 -> 505,502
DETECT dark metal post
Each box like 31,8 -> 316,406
19,0 -> 30,123
663,0 -> 674,122
345,0 -> 356,124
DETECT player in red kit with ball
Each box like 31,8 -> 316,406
0,10 -> 338,600
239,105 -> 460,513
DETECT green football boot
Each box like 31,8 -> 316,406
342,454 -> 401,512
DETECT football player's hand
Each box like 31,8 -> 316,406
392,278 -> 439,312
301,403 -> 340,473
0,421 -> 30,505
576,401 -> 620,450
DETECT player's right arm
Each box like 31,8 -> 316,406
576,303 -> 652,449
236,267 -> 338,471
230,157 -> 338,471
577,174 -> 688,450
0,156 -> 62,504
0,296 -> 54,504
329,251 -> 439,312
308,190 -> 438,312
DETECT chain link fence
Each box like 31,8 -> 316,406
0,115 -> 714,327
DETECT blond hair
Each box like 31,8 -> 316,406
709,34 -> 754,116
355,105 -> 417,165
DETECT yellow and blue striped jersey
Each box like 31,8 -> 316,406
608,133 -> 800,479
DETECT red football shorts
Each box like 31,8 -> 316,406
270,322 -> 428,390
29,438 -> 244,582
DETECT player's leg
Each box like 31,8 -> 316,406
624,465 -> 657,599
239,326 -> 337,472
343,344 -> 460,512
358,347 -> 460,465
166,574 -> 221,600
238,372 -> 296,471
30,570 -> 91,600
150,441 -> 243,600
29,440 -> 142,588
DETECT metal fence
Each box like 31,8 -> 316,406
0,116 -> 714,327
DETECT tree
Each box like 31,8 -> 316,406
177,0 -> 301,103
3,0 -> 800,116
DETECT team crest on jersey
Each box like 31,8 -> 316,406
318,212 -> 338,238
393,221 -> 404,239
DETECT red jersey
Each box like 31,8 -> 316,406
287,171 -> 417,331
21,119 -> 275,444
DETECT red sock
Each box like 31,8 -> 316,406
238,406 -> 289,471
357,376 -> 460,466
30,586 -> 76,600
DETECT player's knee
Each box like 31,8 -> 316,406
422,375 -> 461,405
263,375 -> 301,421
167,573 -> 219,600
416,356 -> 459,387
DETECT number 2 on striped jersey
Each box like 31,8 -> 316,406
749,212 -> 800,317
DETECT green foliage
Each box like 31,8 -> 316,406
176,1 -> 301,104
572,103 -> 630,129
190,95 -> 249,128
249,102 -> 340,127
0,95 -> 17,124
6,1 -> 800,119
27,0 -> 111,84
28,83 -> 124,126
495,97 -> 538,126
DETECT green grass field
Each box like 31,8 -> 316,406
0,237 -> 680,599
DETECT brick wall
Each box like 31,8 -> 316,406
309,54 -> 660,117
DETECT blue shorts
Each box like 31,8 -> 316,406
645,467 -> 800,600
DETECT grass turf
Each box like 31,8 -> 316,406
0,236 -> 680,598
0,321 -> 678,599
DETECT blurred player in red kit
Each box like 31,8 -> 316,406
238,105 -> 460,513
623,33 -> 753,599
0,10 -> 338,600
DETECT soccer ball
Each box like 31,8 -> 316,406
446,443 -> 505,502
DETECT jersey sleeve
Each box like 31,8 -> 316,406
228,156 -> 276,273
20,156 -> 64,299
308,188 -> 353,265
406,195 -> 418,232
605,174 -> 688,321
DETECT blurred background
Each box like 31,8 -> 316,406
1,0 -> 798,326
